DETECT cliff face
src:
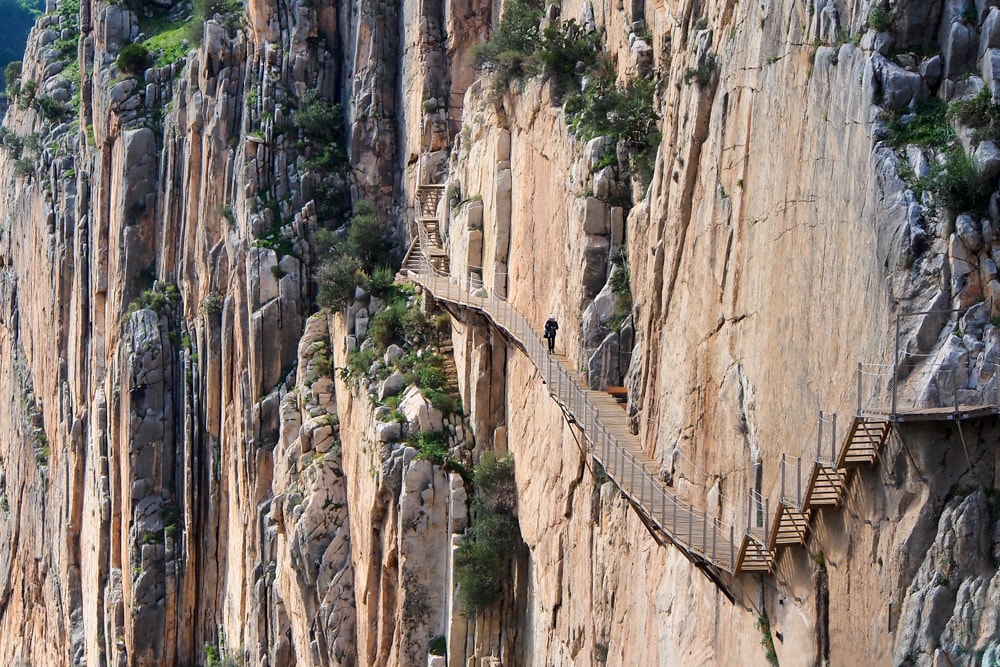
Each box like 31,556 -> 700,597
3,0 -> 1000,662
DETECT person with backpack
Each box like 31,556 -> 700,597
544,314 -> 559,353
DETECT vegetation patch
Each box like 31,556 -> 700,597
607,250 -> 632,332
949,88 -> 1000,143
117,43 -> 152,76
410,430 -> 448,463
456,453 -> 521,615
883,98 -> 953,149
314,199 -> 395,310
473,0 -> 660,188
126,281 -> 182,319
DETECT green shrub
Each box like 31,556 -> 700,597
429,636 -> 447,656
883,98 -> 953,148
317,253 -> 365,310
32,94 -> 69,122
314,199 -> 395,311
456,473 -> 522,617
948,88 -> 1000,143
16,78 -> 36,109
472,0 -> 544,71
411,430 -> 448,462
368,301 -> 406,349
13,158 -> 33,177
369,264 -> 395,296
683,52 -> 717,86
565,74 -> 660,187
343,348 -> 376,379
5,60 -> 21,99
867,2 -> 891,31
201,291 -> 224,316
294,90 -> 347,172
117,43 -> 151,76
918,146 -> 991,213
535,19 -> 601,93
423,387 -> 461,415
472,453 -> 518,514
126,282 -> 182,318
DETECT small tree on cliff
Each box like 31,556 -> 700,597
314,199 -> 395,310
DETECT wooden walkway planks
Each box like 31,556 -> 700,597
407,269 -> 738,573
402,191 -> 1000,579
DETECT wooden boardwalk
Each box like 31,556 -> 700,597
403,185 -> 1000,579
405,268 -> 738,573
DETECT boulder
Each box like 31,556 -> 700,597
981,7 -> 1000,52
940,21 -> 977,80
580,197 -> 609,235
906,146 -> 932,179
582,235 -> 611,298
376,421 -> 401,442
378,372 -> 407,400
384,344 -> 405,364
974,140 -> 1000,182
399,385 -> 444,433
985,49 -> 1000,102
920,54 -> 943,88
956,214 -> 984,251
870,54 -> 929,108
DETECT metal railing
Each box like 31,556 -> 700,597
404,258 -> 739,572
855,361 -> 1000,418
779,453 -> 803,510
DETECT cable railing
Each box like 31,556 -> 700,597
406,179 -> 1000,576
404,258 -> 739,573
856,361 -> 1000,417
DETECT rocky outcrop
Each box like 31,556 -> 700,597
7,0 -> 1000,662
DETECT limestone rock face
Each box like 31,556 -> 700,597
9,0 -> 1000,662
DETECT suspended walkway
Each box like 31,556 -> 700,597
401,182 -> 1000,582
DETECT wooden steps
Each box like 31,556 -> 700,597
804,462 -> 846,509
837,417 -> 891,468
769,502 -> 810,549
737,532 -> 774,573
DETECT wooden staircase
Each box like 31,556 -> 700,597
837,417 -> 891,467
769,502 -> 810,549
414,184 -> 449,274
402,169 -> 1000,583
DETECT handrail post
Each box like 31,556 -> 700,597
765,497 -> 770,540
780,453 -> 786,503
712,515 -> 717,560
817,410 -> 822,462
688,504 -> 693,548
730,526 -> 735,571
953,366 -> 960,414
831,413 -> 837,464
797,455 -> 802,510
673,495 -> 678,531
857,362 -> 863,416
702,511 -> 708,553
892,312 -> 901,418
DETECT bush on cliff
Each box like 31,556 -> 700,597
314,199 -> 395,310
456,453 -> 522,615
117,43 -> 152,76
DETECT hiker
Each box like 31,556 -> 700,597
544,314 -> 559,353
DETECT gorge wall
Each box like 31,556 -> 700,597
1,0 -> 1000,663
